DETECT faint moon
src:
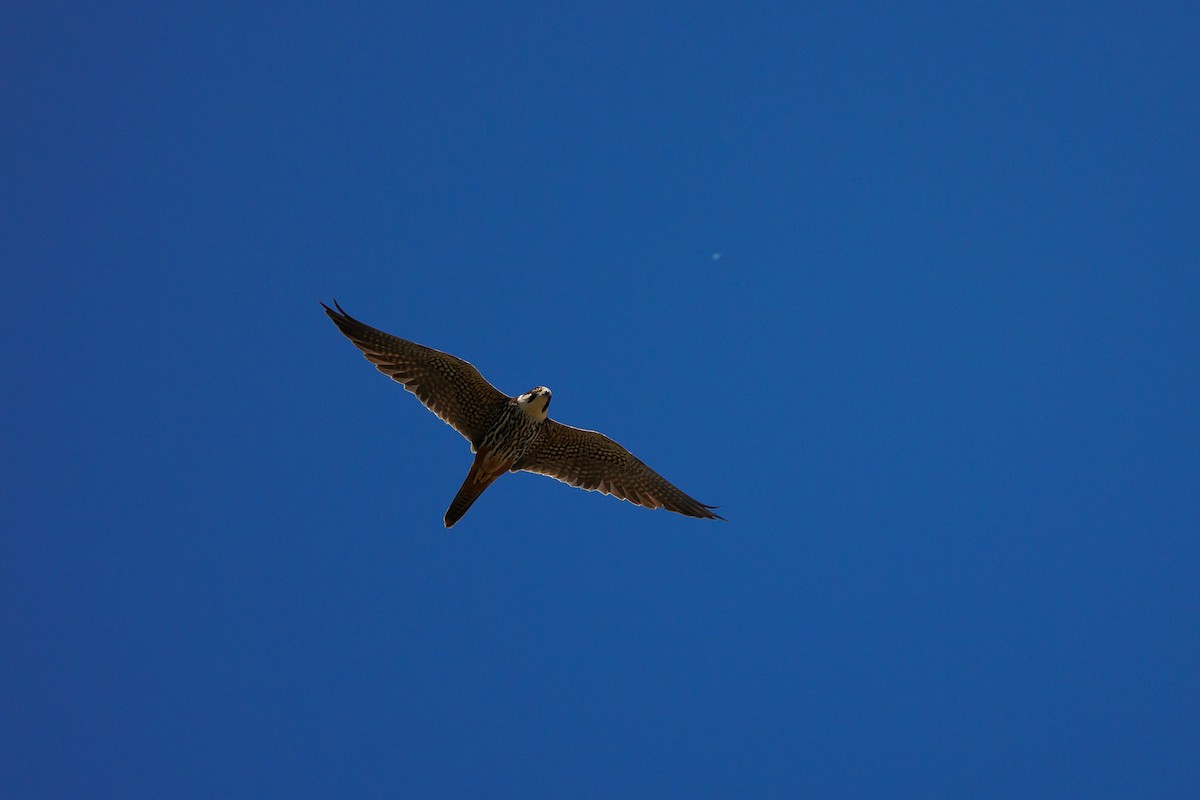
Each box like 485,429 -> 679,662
711,252 -> 721,260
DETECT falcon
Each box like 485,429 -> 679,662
322,301 -> 723,527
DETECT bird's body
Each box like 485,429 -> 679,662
445,389 -> 550,525
322,301 -> 722,527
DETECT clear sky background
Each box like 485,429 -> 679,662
3,3 -> 1198,797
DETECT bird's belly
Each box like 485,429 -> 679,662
476,448 -> 514,480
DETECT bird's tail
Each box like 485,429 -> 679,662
444,454 -> 506,528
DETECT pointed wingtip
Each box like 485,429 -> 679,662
320,299 -> 351,319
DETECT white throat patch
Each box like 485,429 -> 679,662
519,390 -> 551,423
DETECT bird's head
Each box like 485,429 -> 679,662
518,386 -> 552,421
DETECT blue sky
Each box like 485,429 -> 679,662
3,3 -> 1198,797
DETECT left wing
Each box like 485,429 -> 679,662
513,420 -> 723,520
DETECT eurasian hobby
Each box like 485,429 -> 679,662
322,301 -> 723,527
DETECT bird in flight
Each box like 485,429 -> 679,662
322,301 -> 723,527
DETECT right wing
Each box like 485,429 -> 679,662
323,301 -> 509,449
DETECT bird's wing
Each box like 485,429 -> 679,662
513,420 -> 723,520
323,301 -> 509,448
